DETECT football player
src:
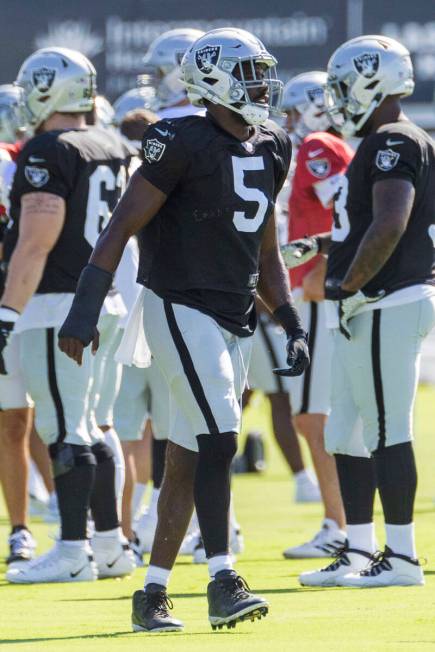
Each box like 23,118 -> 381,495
299,35 -> 435,588
280,71 -> 353,558
59,28 -> 309,631
1,47 -> 135,583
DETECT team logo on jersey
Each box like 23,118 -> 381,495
24,165 -> 49,187
195,45 -> 221,73
306,86 -> 325,108
32,67 -> 56,93
353,53 -> 380,79
375,148 -> 400,171
143,138 -> 166,164
306,158 -> 331,179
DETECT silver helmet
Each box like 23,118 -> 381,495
325,35 -> 414,138
140,28 -> 204,109
0,84 -> 30,143
281,71 -> 330,139
16,47 -> 96,129
181,27 -> 282,126
113,87 -> 155,126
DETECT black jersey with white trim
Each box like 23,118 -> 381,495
137,113 -> 291,336
5,127 -> 134,294
327,121 -> 435,295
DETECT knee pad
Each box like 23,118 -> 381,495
49,442 -> 96,478
196,432 -> 238,465
91,440 -> 115,464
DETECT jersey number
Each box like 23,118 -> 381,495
331,176 -> 350,242
85,165 -> 127,247
232,156 -> 268,233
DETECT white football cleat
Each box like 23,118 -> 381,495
179,530 -> 201,556
192,537 -> 207,564
230,527 -> 244,555
6,541 -> 97,584
283,519 -> 346,559
294,470 -> 321,503
192,528 -> 242,565
91,534 -> 136,578
299,545 -> 374,587
7,528 -> 37,566
136,512 -> 158,554
336,547 -> 424,588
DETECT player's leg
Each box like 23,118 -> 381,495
338,299 -> 435,587
0,333 -> 37,566
29,421 -> 54,496
6,327 -> 98,584
131,423 -> 152,518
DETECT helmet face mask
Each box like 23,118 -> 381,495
281,71 -> 330,139
0,85 -> 31,143
325,35 -> 414,138
181,28 -> 283,126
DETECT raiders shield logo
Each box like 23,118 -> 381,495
24,165 -> 50,188
375,148 -> 400,172
306,158 -> 331,179
306,86 -> 325,108
195,45 -> 221,73
143,138 -> 166,164
353,53 -> 380,79
32,67 -> 56,93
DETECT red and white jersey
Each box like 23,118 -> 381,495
288,131 -> 353,288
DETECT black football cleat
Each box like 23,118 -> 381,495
131,585 -> 184,633
207,570 -> 269,630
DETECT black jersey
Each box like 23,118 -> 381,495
4,126 -> 134,294
137,113 -> 291,336
327,121 -> 435,294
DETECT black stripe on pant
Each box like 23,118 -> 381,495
299,302 -> 318,414
164,301 -> 219,435
46,328 -> 67,443
258,317 -> 284,393
371,309 -> 386,450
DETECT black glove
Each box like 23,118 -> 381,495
0,306 -> 20,375
58,264 -> 113,347
271,303 -> 310,377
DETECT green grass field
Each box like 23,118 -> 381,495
1,387 -> 435,651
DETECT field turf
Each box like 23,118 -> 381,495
1,386 -> 435,651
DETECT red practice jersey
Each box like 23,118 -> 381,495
0,141 -> 24,162
288,131 -> 353,288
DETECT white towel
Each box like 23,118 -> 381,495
115,287 -> 152,367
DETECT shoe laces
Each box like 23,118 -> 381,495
322,545 -> 350,572
9,529 -> 34,550
360,550 -> 392,577
144,590 -> 174,617
217,574 -> 252,601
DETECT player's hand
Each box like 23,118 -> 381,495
0,306 -> 20,375
281,236 -> 320,269
58,327 -> 100,366
273,328 -> 310,377
325,280 -> 385,339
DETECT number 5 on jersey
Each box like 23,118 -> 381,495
232,156 -> 268,233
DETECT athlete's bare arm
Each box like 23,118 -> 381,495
257,210 -> 292,312
341,178 -> 415,292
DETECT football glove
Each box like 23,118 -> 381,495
325,279 -> 385,340
281,236 -> 320,269
0,306 -> 20,375
273,328 -> 310,377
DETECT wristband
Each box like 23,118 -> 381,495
0,305 -> 20,322
70,264 -> 113,325
273,302 -> 303,337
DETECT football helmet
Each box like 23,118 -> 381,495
325,35 -> 414,138
181,28 -> 283,126
94,95 -> 115,129
140,28 -> 204,109
0,85 -> 30,143
113,87 -> 155,126
281,71 -> 330,139
16,47 -> 96,129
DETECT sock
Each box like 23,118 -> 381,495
295,469 -> 315,485
93,526 -> 123,540
385,522 -> 416,558
152,438 -> 168,489
346,523 -> 377,554
61,539 -> 88,550
229,493 -> 240,530
148,487 -> 160,520
103,427 -> 125,509
194,433 -> 237,558
132,482 -> 148,518
373,443 -> 417,524
55,464 -> 95,540
322,518 -> 345,534
335,454 -> 377,524
144,564 -> 171,589
208,554 -> 234,579
90,443 -> 119,532
11,525 -> 29,534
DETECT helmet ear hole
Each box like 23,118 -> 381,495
202,77 -> 219,86
365,80 -> 379,90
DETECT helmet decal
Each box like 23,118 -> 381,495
32,67 -> 56,93
352,53 -> 380,79
195,45 -> 221,74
